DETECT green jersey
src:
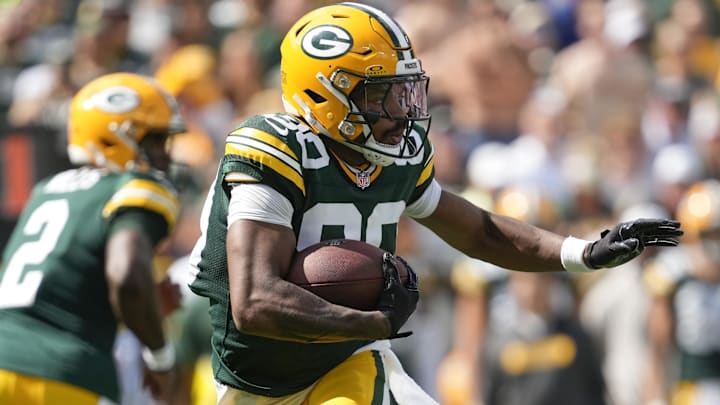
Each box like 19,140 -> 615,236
0,167 -> 179,401
189,113 -> 437,396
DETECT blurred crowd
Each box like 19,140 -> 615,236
1,0 -> 720,404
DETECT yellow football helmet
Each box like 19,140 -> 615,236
67,72 -> 185,172
280,2 -> 430,166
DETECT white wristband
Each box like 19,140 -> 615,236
561,236 -> 593,273
142,342 -> 176,371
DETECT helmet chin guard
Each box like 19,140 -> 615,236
340,117 -> 423,167
342,134 -> 399,166
361,135 -> 400,166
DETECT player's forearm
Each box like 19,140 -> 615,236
474,212 -> 566,271
644,350 -> 668,404
114,282 -> 167,349
419,191 -> 565,272
230,280 -> 391,342
106,230 -> 167,349
227,219 -> 393,342
453,293 -> 486,357
644,298 -> 672,404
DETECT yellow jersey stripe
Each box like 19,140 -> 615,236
225,144 -> 306,195
102,179 -> 180,229
228,127 -> 299,162
416,155 -> 434,187
124,179 -> 176,200
226,135 -> 303,175
367,166 -> 382,183
336,160 -> 355,180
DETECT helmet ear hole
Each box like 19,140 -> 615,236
304,89 -> 326,103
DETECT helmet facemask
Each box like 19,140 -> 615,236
136,129 -> 179,173
336,71 -> 431,166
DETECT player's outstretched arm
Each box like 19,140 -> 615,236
226,218 -> 392,343
416,190 -> 682,273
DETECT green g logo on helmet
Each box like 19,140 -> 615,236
82,86 -> 141,114
301,25 -> 353,59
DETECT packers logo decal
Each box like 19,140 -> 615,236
82,86 -> 140,114
301,25 -> 353,59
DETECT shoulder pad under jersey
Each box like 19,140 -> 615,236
223,113 -> 312,197
102,171 -> 180,231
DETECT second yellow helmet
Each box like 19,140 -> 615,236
67,73 -> 185,172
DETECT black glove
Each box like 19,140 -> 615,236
377,253 -> 419,339
584,218 -> 683,269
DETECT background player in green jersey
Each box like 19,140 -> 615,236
644,179 -> 720,405
188,3 -> 683,404
0,73 -> 184,404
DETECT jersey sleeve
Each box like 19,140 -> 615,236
102,172 -> 180,238
221,114 -> 306,207
108,208 -> 169,246
404,132 -> 441,218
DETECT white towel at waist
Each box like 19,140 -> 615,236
354,340 -> 439,405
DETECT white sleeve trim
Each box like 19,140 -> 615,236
228,183 -> 293,229
404,179 -> 442,219
561,236 -> 593,273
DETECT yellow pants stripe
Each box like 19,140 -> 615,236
0,369 -> 110,405
306,350 -> 387,405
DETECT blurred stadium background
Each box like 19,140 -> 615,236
1,0 -> 719,404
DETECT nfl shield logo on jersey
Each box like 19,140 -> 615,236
357,171 -> 370,189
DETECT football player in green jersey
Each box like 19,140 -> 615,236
644,180 -> 720,405
188,3 -> 683,404
0,73 -> 184,404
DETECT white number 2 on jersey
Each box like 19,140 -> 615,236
0,199 -> 69,308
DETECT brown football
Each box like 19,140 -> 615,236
286,239 -> 408,310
